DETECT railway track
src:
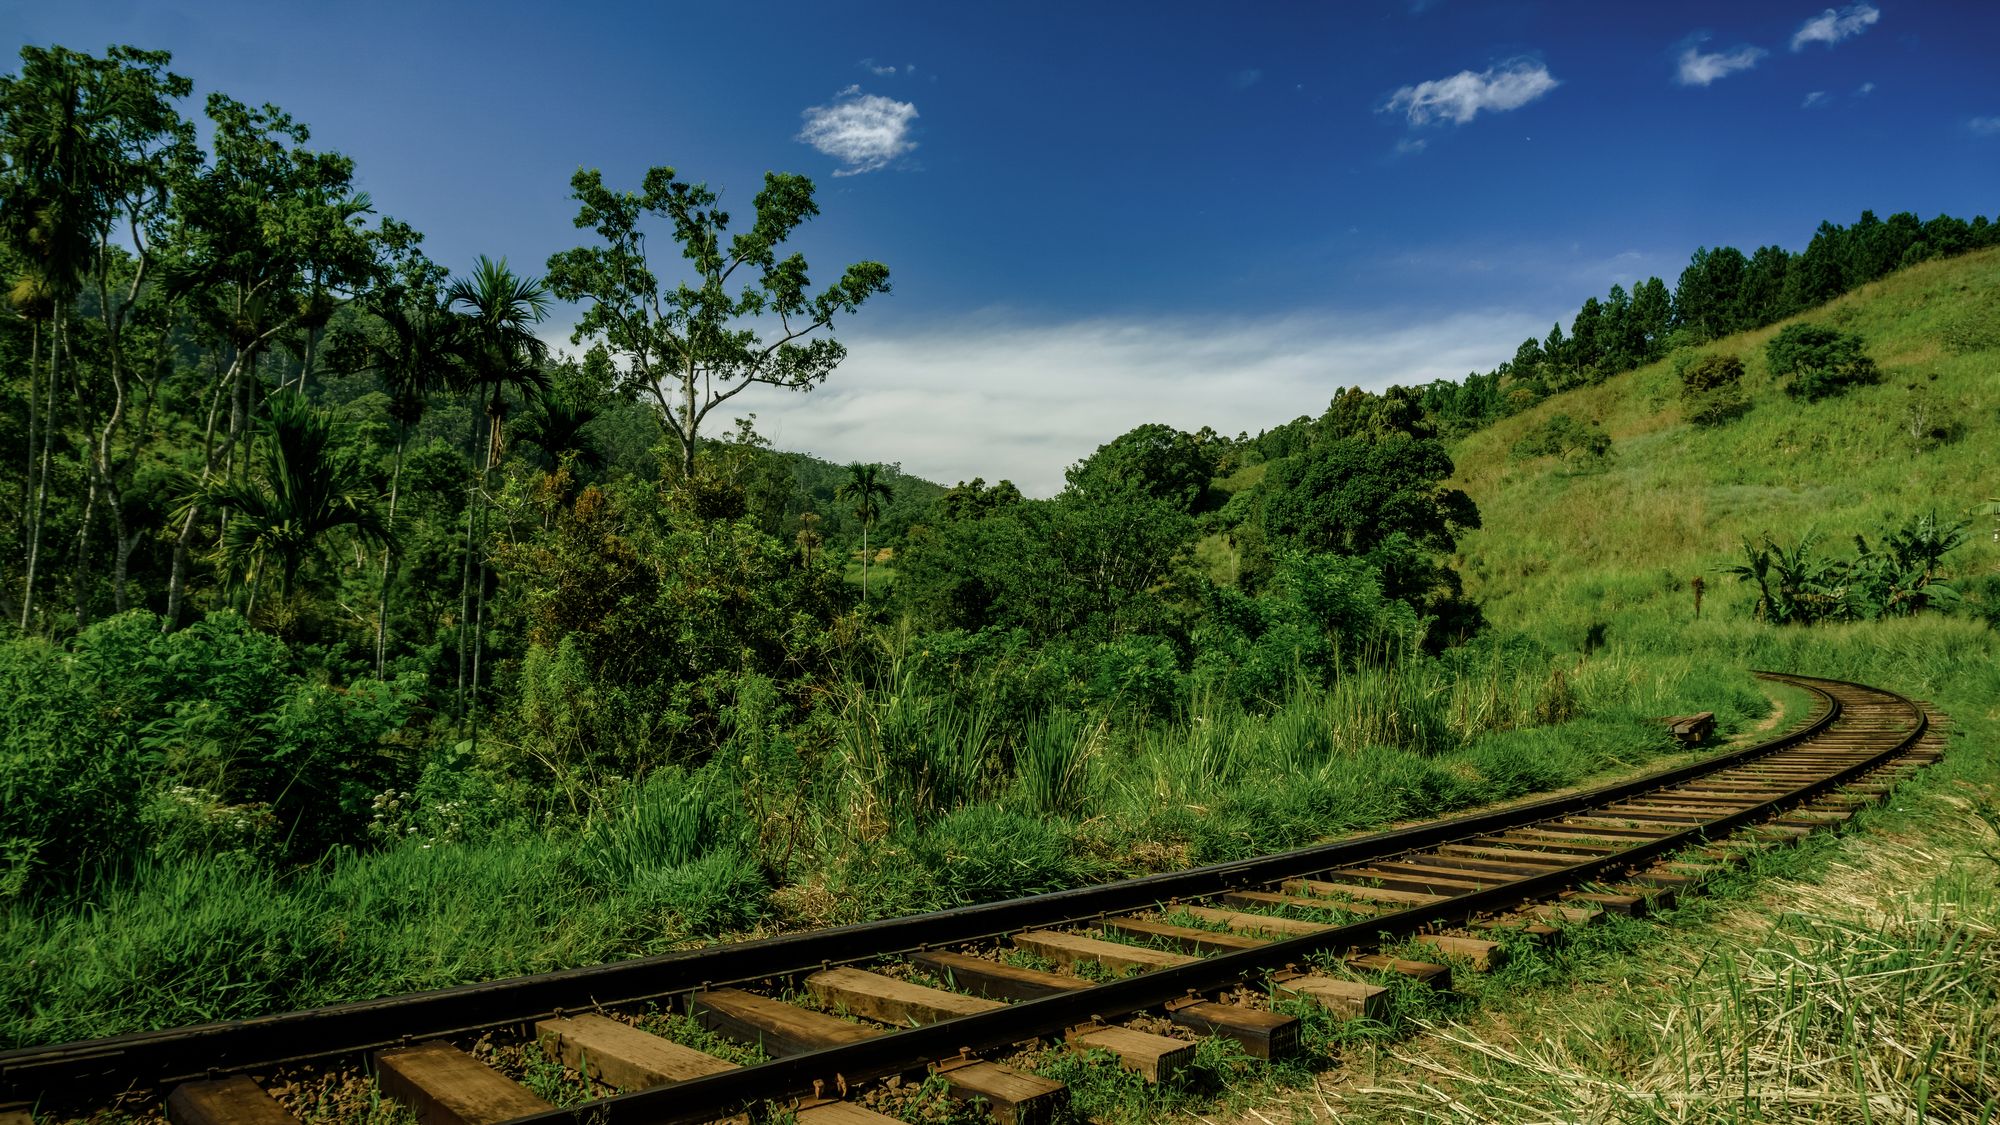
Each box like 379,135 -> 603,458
0,672 -> 1948,1125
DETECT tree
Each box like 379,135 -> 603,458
1065,423 -> 1216,512
545,165 -> 890,481
194,394 -> 389,626
835,461 -> 893,605
1739,244 -> 1792,327
445,255 -> 549,726
1674,245 -> 1748,341
351,272 -> 458,674
0,45 -> 192,628
1678,353 -> 1752,427
1264,434 -> 1477,558
1630,277 -> 1674,360
1766,323 -> 1879,401
159,93 -> 380,629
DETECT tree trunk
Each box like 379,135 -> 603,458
19,312 -> 62,632
375,430 -> 407,678
468,409 -> 501,749
164,347 -> 252,632
455,407 -> 481,718
683,356 -> 699,479
19,320 -> 37,560
860,521 -> 870,605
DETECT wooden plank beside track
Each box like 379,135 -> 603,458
934,1058 -> 1069,1125
374,1041 -> 552,1125
1167,1000 -> 1300,1059
805,966 -> 1003,1026
1177,904 -> 1336,937
1011,930 -> 1196,973
536,1013 -> 737,1090
1101,916 -> 1268,954
687,988 -> 879,1056
1066,1024 -> 1197,1082
907,951 -> 1091,1001
1271,974 -> 1389,1021
1415,934 -> 1506,970
796,1102 -> 906,1125
164,1077 -> 302,1125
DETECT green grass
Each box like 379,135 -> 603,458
1450,247 -> 2000,649
1291,630 -> 2000,1122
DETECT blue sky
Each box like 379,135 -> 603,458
7,0 -> 1998,492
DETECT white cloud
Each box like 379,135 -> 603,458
1791,3 -> 1880,50
1971,117 -> 2000,136
1676,41 -> 1767,86
1856,81 -> 1875,95
1385,57 -> 1559,126
742,309 -> 1544,496
1394,137 -> 1428,155
1802,90 -> 1830,108
798,87 -> 919,176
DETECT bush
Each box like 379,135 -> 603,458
0,612 -> 416,894
1678,354 -> 1753,427
1766,324 -> 1881,401
1509,414 -> 1612,468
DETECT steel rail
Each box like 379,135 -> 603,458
0,672 -> 1885,1103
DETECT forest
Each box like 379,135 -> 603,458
1,44 -> 1993,1048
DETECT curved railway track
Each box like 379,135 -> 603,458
0,672 -> 1949,1125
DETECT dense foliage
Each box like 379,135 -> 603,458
0,43 -> 1989,1050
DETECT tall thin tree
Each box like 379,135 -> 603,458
445,255 -> 549,732
835,461 -> 892,606
357,280 -> 457,674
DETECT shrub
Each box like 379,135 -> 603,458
0,611 -> 416,894
1678,354 -> 1753,427
1509,414 -> 1612,468
1766,324 -> 1881,401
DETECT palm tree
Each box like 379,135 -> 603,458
835,462 -> 893,606
515,391 -> 603,474
198,395 -> 390,625
445,256 -> 550,729
359,284 -> 460,675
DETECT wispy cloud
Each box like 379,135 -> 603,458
797,86 -> 919,176
1394,137 -> 1428,156
743,310 -> 1544,496
1676,40 -> 1767,87
1791,3 -> 1881,50
1970,117 -> 2000,136
1856,81 -> 1875,96
1233,68 -> 1263,90
860,59 -> 915,77
1385,57 -> 1558,126
1802,90 -> 1831,108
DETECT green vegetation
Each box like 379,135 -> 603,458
2,47 -> 1998,1118
1448,247 -> 2000,642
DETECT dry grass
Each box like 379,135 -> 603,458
1245,788 -> 2000,1125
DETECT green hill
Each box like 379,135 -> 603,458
1449,247 -> 2000,647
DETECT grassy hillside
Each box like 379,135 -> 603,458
1452,247 -> 2000,648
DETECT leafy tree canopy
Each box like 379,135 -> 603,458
1766,323 -> 1880,401
1064,423 -> 1216,512
1262,433 -> 1478,558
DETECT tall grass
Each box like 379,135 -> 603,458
836,674 -> 994,829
